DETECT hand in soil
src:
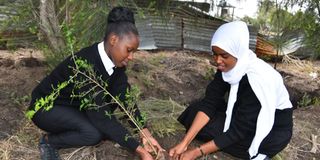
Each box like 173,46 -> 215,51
155,150 -> 169,160
178,148 -> 201,160
168,142 -> 188,160
140,128 -> 165,154
140,152 -> 154,160
136,146 -> 154,160
142,136 -> 165,153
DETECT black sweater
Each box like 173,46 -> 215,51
29,43 -> 144,151
199,71 -> 293,156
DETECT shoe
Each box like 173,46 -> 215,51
38,135 -> 61,160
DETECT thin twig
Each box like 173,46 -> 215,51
65,146 -> 86,160
310,134 -> 318,153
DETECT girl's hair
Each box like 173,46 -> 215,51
104,7 -> 139,40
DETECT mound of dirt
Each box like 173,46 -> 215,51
127,50 -> 214,104
277,60 -> 320,108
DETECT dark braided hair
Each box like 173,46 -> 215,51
104,7 -> 139,40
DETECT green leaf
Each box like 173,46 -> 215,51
25,110 -> 36,120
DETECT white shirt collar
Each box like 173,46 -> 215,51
98,41 -> 115,76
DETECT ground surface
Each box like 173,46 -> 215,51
0,49 -> 319,160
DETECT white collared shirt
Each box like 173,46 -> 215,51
98,41 -> 115,76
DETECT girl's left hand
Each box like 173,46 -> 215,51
141,135 -> 164,153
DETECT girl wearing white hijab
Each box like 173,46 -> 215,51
169,21 -> 293,160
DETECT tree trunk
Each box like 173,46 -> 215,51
39,0 -> 66,53
316,0 -> 320,20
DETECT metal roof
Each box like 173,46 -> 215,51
135,6 -> 258,53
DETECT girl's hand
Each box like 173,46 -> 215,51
169,142 -> 188,160
169,111 -> 210,159
136,146 -> 154,160
140,152 -> 154,160
140,128 -> 165,153
179,148 -> 201,160
141,136 -> 164,153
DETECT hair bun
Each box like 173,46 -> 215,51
107,7 -> 135,24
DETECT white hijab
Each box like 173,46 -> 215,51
211,21 -> 292,159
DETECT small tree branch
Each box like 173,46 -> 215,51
70,64 -> 158,156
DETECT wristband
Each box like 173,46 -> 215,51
198,146 -> 205,156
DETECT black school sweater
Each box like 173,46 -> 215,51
29,43 -> 144,151
198,71 -> 293,156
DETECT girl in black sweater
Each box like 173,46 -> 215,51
28,7 -> 163,160
169,21 -> 293,160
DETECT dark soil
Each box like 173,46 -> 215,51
0,49 -> 46,140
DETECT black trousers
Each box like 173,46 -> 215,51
32,105 -> 104,149
178,101 -> 283,160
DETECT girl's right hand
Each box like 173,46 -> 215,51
140,152 -> 154,160
136,146 -> 154,160
169,142 -> 188,160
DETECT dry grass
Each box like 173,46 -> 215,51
0,112 -> 104,160
280,107 -> 320,160
0,120 -> 40,160
139,98 -> 186,137
0,120 -> 105,160
282,54 -> 320,74
61,146 -> 99,160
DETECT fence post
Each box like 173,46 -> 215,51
181,18 -> 184,50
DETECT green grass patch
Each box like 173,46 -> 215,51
148,52 -> 166,66
298,93 -> 320,108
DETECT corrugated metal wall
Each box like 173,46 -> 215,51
136,15 -> 182,50
135,17 -> 157,50
248,26 -> 258,52
182,18 -> 225,52
136,11 -> 258,53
